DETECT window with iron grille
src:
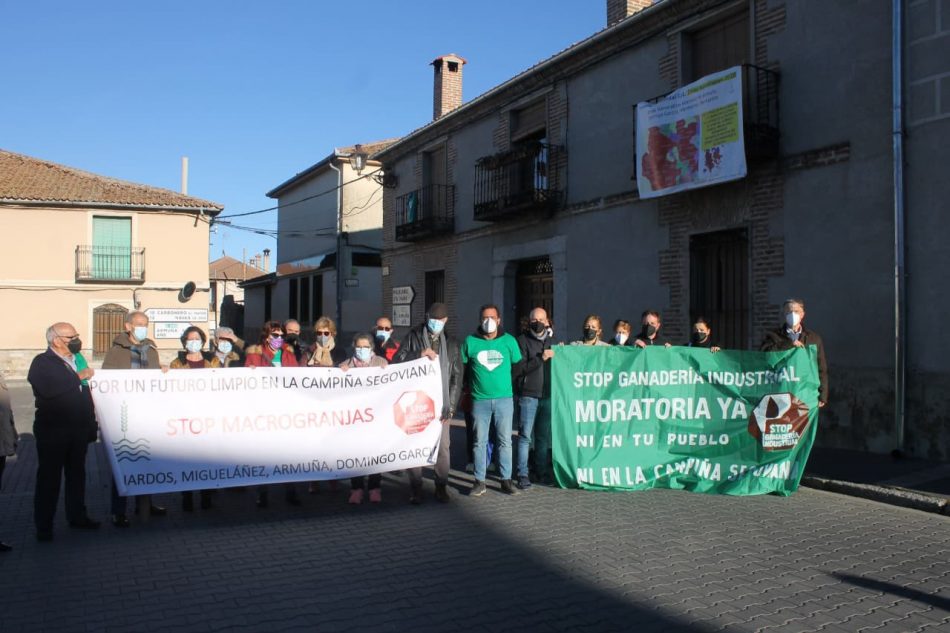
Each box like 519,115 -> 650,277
425,270 -> 445,308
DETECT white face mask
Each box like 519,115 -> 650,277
185,340 -> 202,354
481,318 -> 498,334
785,312 -> 802,328
132,326 -> 148,342
614,332 -> 628,345
217,341 -> 232,355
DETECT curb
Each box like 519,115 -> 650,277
802,476 -> 950,516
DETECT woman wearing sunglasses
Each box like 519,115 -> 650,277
307,316 -> 347,367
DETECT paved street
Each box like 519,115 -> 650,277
1,381 -> 948,633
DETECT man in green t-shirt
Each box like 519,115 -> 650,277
460,304 -> 522,496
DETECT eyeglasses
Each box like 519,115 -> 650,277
57,333 -> 80,341
269,332 -> 283,338
315,331 -> 331,336
376,326 -> 393,331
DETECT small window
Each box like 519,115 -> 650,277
688,10 -> 749,81
425,270 -> 445,308
511,100 -> 546,142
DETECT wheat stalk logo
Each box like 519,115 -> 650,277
112,400 -> 152,462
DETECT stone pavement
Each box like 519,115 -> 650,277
1,380 -> 948,632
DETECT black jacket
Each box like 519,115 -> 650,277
393,323 -> 463,418
27,348 -> 97,441
635,332 -> 671,346
760,325 -> 829,404
513,330 -> 555,398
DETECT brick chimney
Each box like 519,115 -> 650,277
607,0 -> 654,26
262,248 -> 270,272
432,54 -> 466,120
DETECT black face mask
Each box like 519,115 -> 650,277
691,331 -> 707,345
284,334 -> 298,345
583,327 -> 598,341
530,321 -> 546,334
67,338 -> 83,354
641,324 -> 657,338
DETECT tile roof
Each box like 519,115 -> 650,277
0,149 -> 224,212
209,255 -> 267,280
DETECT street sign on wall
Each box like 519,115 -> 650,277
392,286 -> 415,305
153,322 -> 191,339
393,305 -> 412,327
145,308 -> 209,323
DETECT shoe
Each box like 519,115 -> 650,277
369,489 -> 382,503
470,481 -> 487,497
112,515 -> 130,528
182,494 -> 194,512
149,505 -> 167,517
409,484 -> 423,505
36,531 -> 53,543
0,541 -> 12,551
69,517 -> 101,529
434,482 -> 450,503
285,490 -> 302,506
500,479 -> 519,495
539,474 -> 556,487
516,475 -> 532,490
465,462 -> 474,473
348,489 -> 364,505
256,491 -> 269,508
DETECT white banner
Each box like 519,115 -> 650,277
89,359 -> 444,495
636,66 -> 747,199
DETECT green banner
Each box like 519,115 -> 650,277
551,346 -> 820,496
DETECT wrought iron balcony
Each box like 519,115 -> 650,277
473,142 -> 563,221
394,184 -> 455,242
635,64 -> 780,163
76,245 -> 145,283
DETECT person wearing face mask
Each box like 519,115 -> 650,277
685,317 -> 721,352
244,321 -> 300,369
307,316 -> 348,368
28,322 -> 101,542
610,319 -> 633,346
633,310 -> 672,348
282,319 -> 305,364
512,307 -> 557,489
170,326 -> 218,511
571,315 -> 610,346
392,303 -> 463,504
461,304 -> 523,497
760,298 -> 828,407
338,333 -> 389,504
211,326 -> 244,367
244,322 -> 302,508
373,316 -> 400,362
102,311 -> 167,527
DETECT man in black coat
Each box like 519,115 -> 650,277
512,307 -> 557,489
634,309 -> 673,347
27,322 -> 101,541
392,302 -> 463,504
760,298 -> 829,407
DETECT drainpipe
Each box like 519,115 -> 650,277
892,0 -> 906,456
328,158 -> 343,331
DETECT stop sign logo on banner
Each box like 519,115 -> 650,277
394,390 -> 436,434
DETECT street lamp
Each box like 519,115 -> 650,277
350,144 -> 368,175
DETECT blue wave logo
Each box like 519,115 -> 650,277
112,401 -> 152,462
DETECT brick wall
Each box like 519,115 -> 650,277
433,56 -> 465,120
607,0 -> 656,26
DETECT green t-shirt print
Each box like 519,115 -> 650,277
461,333 -> 523,400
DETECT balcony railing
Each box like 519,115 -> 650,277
76,245 -> 145,283
634,64 -> 780,163
394,184 -> 455,242
473,142 -> 563,221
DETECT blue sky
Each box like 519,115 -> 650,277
1,1 -> 604,268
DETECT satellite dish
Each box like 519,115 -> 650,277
178,281 -> 197,303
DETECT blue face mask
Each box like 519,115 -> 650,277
355,348 -> 372,363
185,340 -> 203,354
375,329 -> 391,343
132,326 -> 148,342
217,341 -> 233,355
427,319 -> 445,335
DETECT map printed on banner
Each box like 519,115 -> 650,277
636,66 -> 747,198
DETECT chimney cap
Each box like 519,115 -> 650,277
431,53 -> 467,66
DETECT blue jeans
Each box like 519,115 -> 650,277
473,398 -> 514,481
518,397 -> 552,479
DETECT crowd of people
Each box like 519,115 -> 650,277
1,298 -> 827,547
